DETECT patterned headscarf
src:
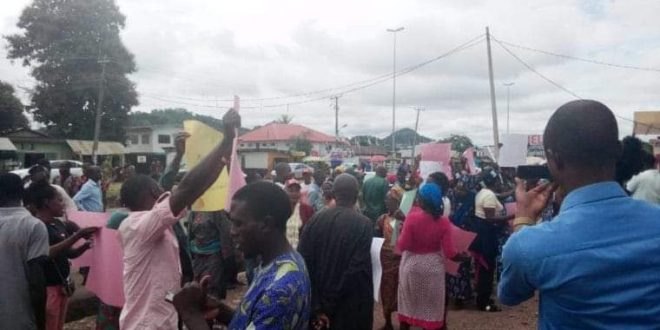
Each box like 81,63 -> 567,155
387,186 -> 404,202
418,183 -> 444,217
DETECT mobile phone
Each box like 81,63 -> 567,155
516,165 -> 552,180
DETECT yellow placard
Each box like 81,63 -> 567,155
183,120 -> 229,211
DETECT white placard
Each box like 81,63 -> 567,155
370,237 -> 385,302
419,160 -> 443,181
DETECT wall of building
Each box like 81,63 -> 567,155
126,125 -> 181,154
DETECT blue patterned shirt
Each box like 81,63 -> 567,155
229,251 -> 311,330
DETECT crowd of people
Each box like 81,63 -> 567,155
2,100 -> 660,330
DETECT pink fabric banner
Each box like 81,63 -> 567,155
505,202 -> 517,216
224,96 -> 246,211
66,211 -> 125,306
445,223 -> 477,276
67,210 -> 109,269
87,228 -> 125,307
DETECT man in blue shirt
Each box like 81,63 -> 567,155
499,100 -> 660,329
73,165 -> 103,212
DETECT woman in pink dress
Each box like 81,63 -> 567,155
397,183 -> 466,330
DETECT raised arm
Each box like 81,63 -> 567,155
170,109 -> 241,215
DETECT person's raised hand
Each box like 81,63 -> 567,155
394,209 -> 406,221
174,132 -> 191,157
515,178 -> 557,220
222,109 -> 241,138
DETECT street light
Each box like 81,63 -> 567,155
387,26 -> 404,158
503,82 -> 515,134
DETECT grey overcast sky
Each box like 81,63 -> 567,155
1,0 -> 659,145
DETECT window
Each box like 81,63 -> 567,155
128,135 -> 138,145
262,143 -> 268,147
239,144 -> 245,147
157,134 -> 171,144
270,143 -> 275,146
141,134 -> 150,144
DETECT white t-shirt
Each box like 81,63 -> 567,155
475,188 -> 503,219
627,169 -> 660,205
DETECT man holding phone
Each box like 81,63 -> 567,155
499,100 -> 660,328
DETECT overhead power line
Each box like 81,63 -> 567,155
493,38 -> 656,131
491,36 -> 660,73
141,34 -> 486,109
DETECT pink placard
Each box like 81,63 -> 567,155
445,224 -> 477,276
420,143 -> 453,178
224,96 -> 247,211
462,147 -> 477,174
87,228 -> 125,307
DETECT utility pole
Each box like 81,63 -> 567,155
503,82 -> 515,134
333,95 -> 340,141
91,56 -> 109,165
411,106 -> 424,160
387,26 -> 404,159
486,27 -> 500,161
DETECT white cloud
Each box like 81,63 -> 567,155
1,0 -> 659,145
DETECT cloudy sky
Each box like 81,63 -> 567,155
1,0 -> 659,145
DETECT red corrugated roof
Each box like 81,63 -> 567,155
239,123 -> 336,143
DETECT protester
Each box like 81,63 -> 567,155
284,179 -> 315,249
298,173 -> 374,330
397,183 -> 466,330
24,182 -> 98,330
320,180 -> 336,209
615,136 -> 647,188
116,109 -> 240,329
626,154 -> 660,204
0,173 -> 50,330
307,170 -> 326,212
73,165 -> 103,212
274,162 -> 292,188
51,161 -> 77,197
376,187 -> 405,330
427,172 -> 452,217
173,181 -> 311,330
446,178 -> 476,308
363,166 -> 389,222
471,167 -> 514,312
499,100 -> 660,328
28,165 -> 77,212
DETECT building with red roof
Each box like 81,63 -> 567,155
238,122 -> 343,171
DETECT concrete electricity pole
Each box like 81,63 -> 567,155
486,27 -> 500,161
503,82 -> 515,134
387,26 -> 404,159
91,56 -> 109,165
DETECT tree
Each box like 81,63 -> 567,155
0,81 -> 28,132
277,114 -> 294,124
129,108 -> 225,131
291,134 -> 312,155
439,134 -> 473,153
5,0 -> 138,142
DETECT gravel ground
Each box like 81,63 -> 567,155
64,283 -> 538,330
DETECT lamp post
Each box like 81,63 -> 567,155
503,82 -> 515,134
387,26 -> 404,158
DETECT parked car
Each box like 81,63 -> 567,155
288,163 -> 314,179
11,160 -> 84,180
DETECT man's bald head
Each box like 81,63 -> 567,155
544,100 -> 621,168
334,173 -> 359,207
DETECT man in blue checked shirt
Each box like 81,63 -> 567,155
73,165 -> 104,212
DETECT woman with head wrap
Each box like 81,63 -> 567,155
376,187 -> 405,330
396,184 -> 467,330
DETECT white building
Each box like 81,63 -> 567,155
125,124 -> 181,173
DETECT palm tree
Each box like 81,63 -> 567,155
277,114 -> 294,124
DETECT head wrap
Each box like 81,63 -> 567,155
418,183 -> 444,216
387,186 -> 404,202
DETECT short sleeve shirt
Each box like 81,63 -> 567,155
0,207 -> 49,329
229,251 -> 311,330
474,188 -> 503,219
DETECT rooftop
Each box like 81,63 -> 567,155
239,122 -> 336,143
